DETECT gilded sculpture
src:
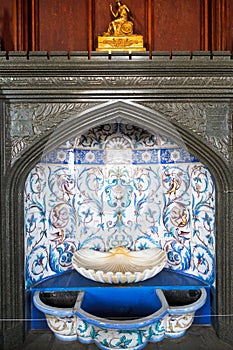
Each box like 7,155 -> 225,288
104,1 -> 133,36
96,0 -> 145,52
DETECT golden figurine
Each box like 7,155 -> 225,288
104,1 -> 133,37
96,0 -> 146,52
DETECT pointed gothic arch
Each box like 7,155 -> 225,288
2,100 -> 232,344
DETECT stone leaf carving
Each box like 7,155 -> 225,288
6,102 -> 99,162
140,102 -> 231,161
1,76 -> 233,89
6,101 -> 232,164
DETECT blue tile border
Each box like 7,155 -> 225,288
41,148 -> 199,165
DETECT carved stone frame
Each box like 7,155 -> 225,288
0,52 -> 232,349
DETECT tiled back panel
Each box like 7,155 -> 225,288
24,123 -> 215,287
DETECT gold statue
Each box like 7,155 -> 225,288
96,0 -> 145,52
104,1 -> 133,37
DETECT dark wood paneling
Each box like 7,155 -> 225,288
88,0 -> 93,57
200,0 -> 210,50
1,0 -> 15,50
226,0 -> 233,51
1,0 -> 29,51
153,0 -> 202,51
147,0 -> 153,55
36,0 -> 88,51
211,0 -> 233,51
0,0 -> 232,52
211,0 -> 225,50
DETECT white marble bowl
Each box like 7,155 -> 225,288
72,246 -> 167,283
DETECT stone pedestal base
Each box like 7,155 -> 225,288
96,35 -> 146,52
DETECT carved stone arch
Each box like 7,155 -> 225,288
39,99 -> 231,189
2,99 -> 232,347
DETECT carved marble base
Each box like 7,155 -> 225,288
96,35 -> 146,52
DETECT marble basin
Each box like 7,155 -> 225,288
72,246 -> 167,283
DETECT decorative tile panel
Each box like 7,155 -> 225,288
25,123 -> 215,287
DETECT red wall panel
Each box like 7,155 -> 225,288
0,0 -> 232,52
226,0 -> 233,51
38,0 -> 88,51
153,0 -> 202,51
1,0 -> 15,50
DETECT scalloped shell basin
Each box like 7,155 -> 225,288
72,246 -> 167,283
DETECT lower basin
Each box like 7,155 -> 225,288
163,289 -> 202,306
33,287 -> 207,349
76,288 -> 165,324
33,290 -> 78,341
39,291 -> 79,308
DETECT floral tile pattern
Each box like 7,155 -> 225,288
24,123 -> 215,288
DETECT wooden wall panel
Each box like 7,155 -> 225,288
36,0 -> 88,51
226,0 -> 233,51
153,0 -> 202,51
0,0 -> 232,53
1,0 -> 15,50
93,0 -> 147,49
1,0 -> 29,51
210,0 -> 233,51
211,0 -> 226,51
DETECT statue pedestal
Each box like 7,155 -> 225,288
96,35 -> 146,52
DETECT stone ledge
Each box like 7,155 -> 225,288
0,50 -> 232,62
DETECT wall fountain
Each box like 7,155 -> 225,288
27,121 -> 213,349
1,52 -> 232,349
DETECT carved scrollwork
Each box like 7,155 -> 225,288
6,102 -> 99,162
1,76 -> 233,89
5,100 -> 232,164
140,102 -> 231,161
